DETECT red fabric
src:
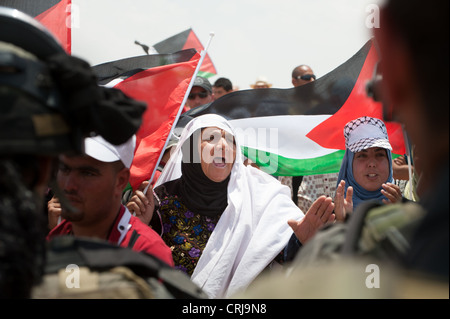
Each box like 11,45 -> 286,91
47,205 -> 174,266
35,0 -> 71,54
114,53 -> 201,190
182,29 -> 216,76
306,40 -> 406,155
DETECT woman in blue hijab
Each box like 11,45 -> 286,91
334,116 -> 403,221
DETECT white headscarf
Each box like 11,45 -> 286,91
156,114 -> 304,298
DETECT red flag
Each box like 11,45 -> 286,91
153,28 -> 217,78
92,50 -> 201,190
0,0 -> 72,54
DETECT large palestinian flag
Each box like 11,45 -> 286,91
92,49 -> 201,190
181,39 -> 405,176
152,28 -> 217,78
0,0 -> 72,53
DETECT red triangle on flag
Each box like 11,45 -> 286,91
182,29 -> 217,77
306,41 -> 406,156
35,0 -> 72,54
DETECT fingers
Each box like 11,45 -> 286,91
127,193 -> 148,215
127,181 -> 151,215
394,156 -> 406,165
48,196 -> 62,213
307,195 -> 327,216
305,195 -> 335,228
320,198 -> 335,223
333,181 -> 345,222
145,183 -> 154,207
314,196 -> 334,223
381,183 -> 402,203
346,186 -> 353,205
48,196 -> 62,229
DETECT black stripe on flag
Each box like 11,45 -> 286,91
182,40 -> 371,120
153,29 -> 191,53
92,49 -> 198,85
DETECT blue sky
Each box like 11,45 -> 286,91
72,0 -> 383,90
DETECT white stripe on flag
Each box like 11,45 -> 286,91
229,115 -> 339,160
102,78 -> 124,88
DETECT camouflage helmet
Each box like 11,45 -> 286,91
0,6 -> 145,156
0,7 -> 74,155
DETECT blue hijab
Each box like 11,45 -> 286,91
336,148 -> 394,209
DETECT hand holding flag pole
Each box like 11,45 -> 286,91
142,32 -> 215,195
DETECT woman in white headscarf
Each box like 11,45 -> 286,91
127,114 -> 334,298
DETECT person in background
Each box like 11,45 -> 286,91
185,76 -> 213,111
212,77 -> 233,101
291,64 -> 316,87
250,76 -> 272,89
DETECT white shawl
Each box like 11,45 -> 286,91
155,114 -> 304,298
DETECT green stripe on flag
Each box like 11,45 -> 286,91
197,71 -> 216,78
242,147 -> 346,176
242,147 -> 403,176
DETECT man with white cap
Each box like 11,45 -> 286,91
47,135 -> 174,267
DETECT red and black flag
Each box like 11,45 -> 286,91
0,0 -> 72,53
92,49 -> 201,190
181,39 -> 405,176
152,28 -> 217,78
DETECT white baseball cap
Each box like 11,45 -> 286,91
84,135 -> 136,168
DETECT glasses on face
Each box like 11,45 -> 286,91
296,74 -> 316,81
188,91 -> 209,100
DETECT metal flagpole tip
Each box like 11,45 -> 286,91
209,32 -> 215,37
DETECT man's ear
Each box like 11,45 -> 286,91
116,167 -> 130,195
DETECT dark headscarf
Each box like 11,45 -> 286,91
179,131 -> 230,217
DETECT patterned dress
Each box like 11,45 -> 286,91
153,180 -> 222,276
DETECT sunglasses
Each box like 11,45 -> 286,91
296,74 -> 316,81
188,91 -> 209,100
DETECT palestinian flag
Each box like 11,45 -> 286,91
152,28 -> 217,78
92,49 -> 201,190
0,0 -> 72,54
181,39 -> 405,176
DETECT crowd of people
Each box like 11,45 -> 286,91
0,0 -> 448,300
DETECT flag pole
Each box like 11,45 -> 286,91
401,124 -> 413,199
143,32 -> 215,195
